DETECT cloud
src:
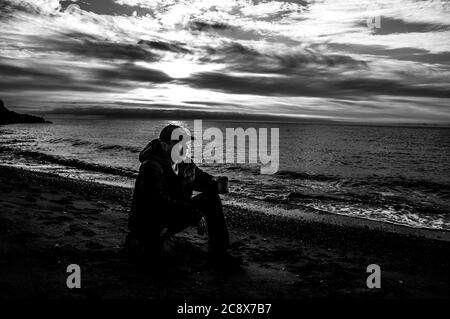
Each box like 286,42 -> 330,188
0,58 -> 172,94
95,63 -> 172,83
5,0 -> 61,15
138,39 -> 191,54
188,20 -> 230,32
33,31 -> 160,61
200,42 -> 368,74
184,71 -> 450,99
0,61 -> 70,79
361,17 -> 450,35
0,0 -> 449,123
326,43 -> 450,65
60,0 -> 153,17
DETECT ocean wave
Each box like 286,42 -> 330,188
97,144 -> 140,153
200,162 -> 261,174
273,169 -> 450,195
0,129 -> 13,135
274,170 -> 340,182
340,175 -> 450,197
48,137 -> 140,153
0,146 -> 137,178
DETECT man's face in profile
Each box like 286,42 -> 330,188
162,140 -> 191,164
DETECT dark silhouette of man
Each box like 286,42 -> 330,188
128,124 -> 242,268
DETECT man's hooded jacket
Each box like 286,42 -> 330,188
129,139 -> 218,234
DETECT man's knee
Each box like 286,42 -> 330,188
192,192 -> 222,212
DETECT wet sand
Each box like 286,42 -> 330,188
0,165 -> 449,299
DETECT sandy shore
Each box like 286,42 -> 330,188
0,165 -> 449,299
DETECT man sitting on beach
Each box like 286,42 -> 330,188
127,124 -> 242,268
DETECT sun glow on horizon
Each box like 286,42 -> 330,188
137,59 -> 225,79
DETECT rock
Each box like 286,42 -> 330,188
0,99 -> 50,125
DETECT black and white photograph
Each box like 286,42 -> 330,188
0,0 -> 449,312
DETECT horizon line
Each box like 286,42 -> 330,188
8,105 -> 450,127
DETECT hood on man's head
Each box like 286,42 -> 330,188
139,124 -> 194,163
139,139 -> 163,163
159,124 -> 194,143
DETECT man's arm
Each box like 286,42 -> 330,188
192,163 -> 219,193
139,160 -> 201,216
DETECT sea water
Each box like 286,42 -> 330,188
1,114 -> 449,230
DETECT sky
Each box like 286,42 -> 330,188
0,0 -> 449,123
